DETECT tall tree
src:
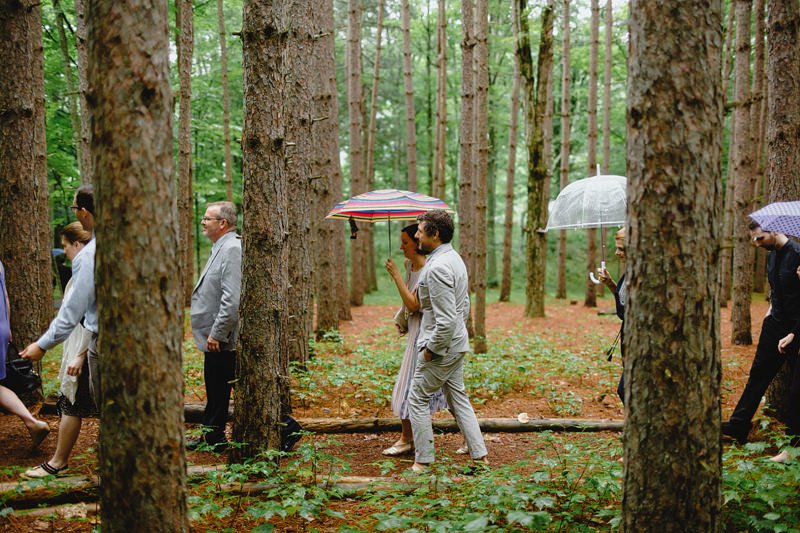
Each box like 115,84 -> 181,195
764,0 -> 800,428
432,0 -> 448,201
364,0 -> 385,194
75,0 -> 92,184
584,0 -> 600,308
602,0 -> 613,173
217,0 -> 235,202
556,0 -> 572,300
311,0 -> 347,333
473,0 -> 488,353
87,0 -> 188,528
348,0 -> 366,306
516,0 -> 555,318
459,0 -> 476,301
751,0 -> 767,293
719,3 -> 736,306
234,0 -> 312,459
401,0 -> 418,190
624,0 -> 723,528
0,0 -> 52,349
499,47 -> 520,303
731,0 -> 754,345
177,0 -> 194,306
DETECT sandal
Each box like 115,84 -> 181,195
382,442 -> 414,456
23,462 -> 69,479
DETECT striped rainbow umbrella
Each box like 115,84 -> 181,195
326,189 -> 453,254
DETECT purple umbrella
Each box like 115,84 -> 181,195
749,201 -> 800,238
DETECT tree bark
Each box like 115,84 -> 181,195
751,0 -> 767,294
731,0 -> 754,346
74,0 -> 92,184
234,0 -> 305,460
400,0 -> 418,191
459,0 -> 476,309
217,0 -> 235,202
311,0 -> 345,334
556,0 -> 572,301
624,0 -> 723,529
472,0 -> 488,353
433,0 -> 448,201
719,2 -> 736,307
584,0 -> 600,308
601,0 -> 612,174
176,0 -> 194,308
348,0 -> 366,307
364,0 -> 385,195
515,0 -> 555,318
764,0 -> 800,429
87,0 -> 188,528
0,0 -> 52,350
499,52 -> 520,303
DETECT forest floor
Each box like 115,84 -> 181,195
0,295 -> 778,531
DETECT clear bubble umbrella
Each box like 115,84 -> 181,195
546,173 -> 627,283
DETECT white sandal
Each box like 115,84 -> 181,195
382,442 -> 414,456
23,462 -> 68,479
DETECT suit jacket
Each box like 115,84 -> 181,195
191,231 -> 242,352
416,243 -> 471,356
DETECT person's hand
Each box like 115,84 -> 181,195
596,267 -> 615,289
796,265 -> 800,280
207,335 -> 221,352
66,352 -> 86,376
385,258 -> 401,281
20,342 -> 45,361
778,333 -> 795,354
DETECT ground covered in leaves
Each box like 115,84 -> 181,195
2,295 -> 798,532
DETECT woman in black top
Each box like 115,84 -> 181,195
597,229 -> 627,403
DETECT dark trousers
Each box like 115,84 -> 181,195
203,350 -> 236,444
729,316 -> 800,443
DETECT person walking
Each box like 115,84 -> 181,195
24,222 -> 97,478
597,228 -> 627,403
723,222 -> 800,463
407,210 -> 488,472
0,259 -> 50,449
383,224 -> 448,456
187,201 -> 241,451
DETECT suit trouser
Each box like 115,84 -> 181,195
203,350 -> 236,443
88,334 -> 100,412
409,351 -> 487,463
729,316 -> 800,443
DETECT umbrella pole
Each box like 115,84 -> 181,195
388,215 -> 391,257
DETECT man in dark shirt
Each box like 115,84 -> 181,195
722,222 -> 800,457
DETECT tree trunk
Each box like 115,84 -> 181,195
432,0 -> 448,201
601,0 -> 612,173
719,2 -> 736,307
234,0 -> 306,460
311,0 -> 345,335
459,0 -> 475,304
87,0 -> 188,528
584,0 -> 600,308
348,0 -> 366,307
751,0 -> 767,294
473,0 -> 488,353
499,54 -> 520,303
74,0 -> 92,184
364,0 -> 385,197
217,0 -> 235,202
764,0 -> 800,429
53,0 -> 83,181
731,0 -> 754,346
287,10 -> 315,366
424,0 -> 434,195
177,0 -> 194,308
517,0 -> 554,319
401,0 -> 418,191
556,0 -> 572,301
624,1 -> 723,529
0,0 -> 52,350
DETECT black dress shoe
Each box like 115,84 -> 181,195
722,421 -> 750,444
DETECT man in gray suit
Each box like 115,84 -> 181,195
188,201 -> 242,451
408,210 -> 488,472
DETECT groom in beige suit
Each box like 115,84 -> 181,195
408,210 -> 488,472
188,201 -> 241,451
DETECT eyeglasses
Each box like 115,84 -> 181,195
69,205 -> 81,211
201,216 -> 224,222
